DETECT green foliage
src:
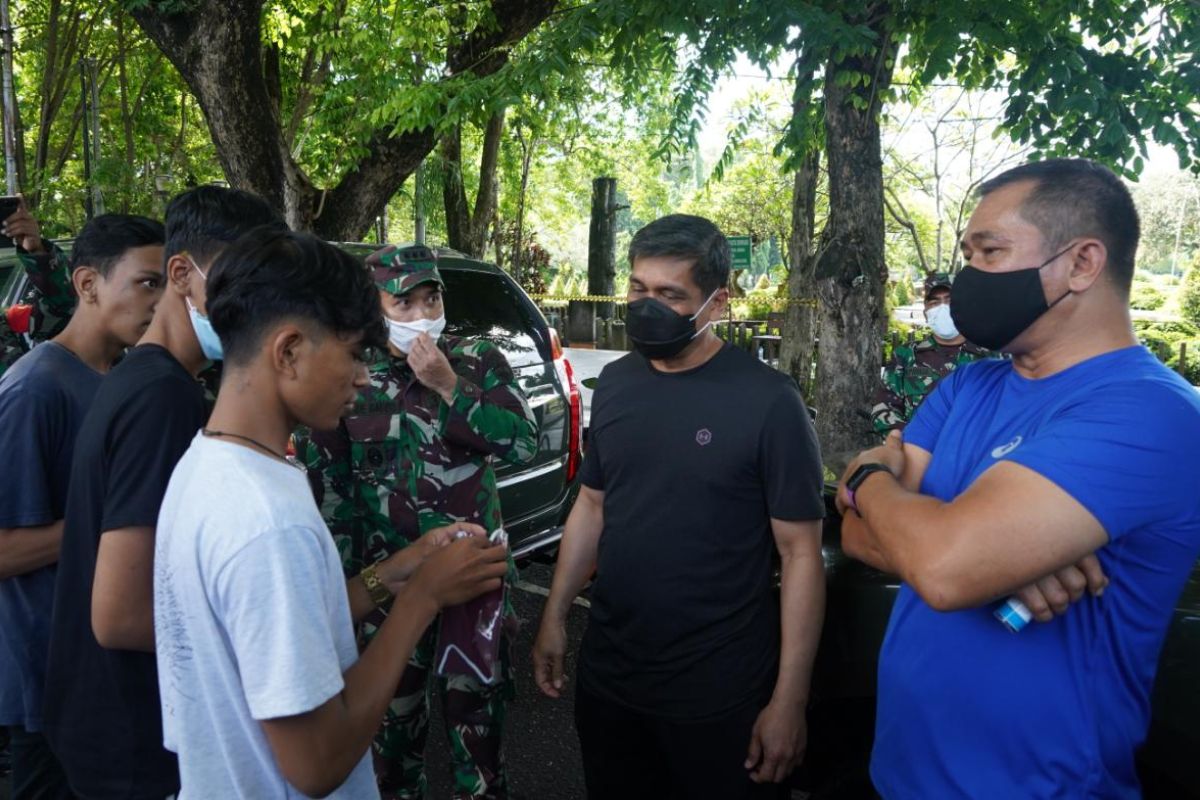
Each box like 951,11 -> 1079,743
742,291 -> 776,320
1135,319 -> 1200,383
901,0 -> 1200,175
13,0 -> 221,230
1129,283 -> 1167,311
1179,261 -> 1200,327
1130,174 -> 1200,272
883,318 -> 917,362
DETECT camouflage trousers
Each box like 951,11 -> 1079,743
364,609 -> 515,800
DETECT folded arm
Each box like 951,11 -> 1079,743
844,456 -> 1107,611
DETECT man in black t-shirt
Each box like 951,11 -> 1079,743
41,186 -> 286,799
532,214 -> 826,800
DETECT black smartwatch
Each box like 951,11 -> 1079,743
844,463 -> 894,515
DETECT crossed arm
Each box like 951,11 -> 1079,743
839,434 -> 1108,615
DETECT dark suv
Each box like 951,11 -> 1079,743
0,242 -> 583,562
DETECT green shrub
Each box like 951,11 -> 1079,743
1180,261 -> 1200,326
883,318 -> 916,362
744,291 -> 775,320
1129,284 -> 1167,311
1135,319 -> 1200,382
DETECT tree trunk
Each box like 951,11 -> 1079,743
130,0 -> 555,240
32,0 -> 95,206
131,1 -> 313,225
470,110 -> 504,255
778,149 -> 820,401
588,176 -> 617,319
116,14 -> 135,213
442,123 -> 471,249
812,8 -> 897,457
442,110 -> 505,257
512,122 -> 536,280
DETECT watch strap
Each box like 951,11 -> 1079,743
845,462 -> 894,514
360,563 -> 393,608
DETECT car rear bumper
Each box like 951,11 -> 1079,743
505,480 -> 579,563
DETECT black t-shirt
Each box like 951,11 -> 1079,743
43,345 -> 206,798
578,344 -> 824,720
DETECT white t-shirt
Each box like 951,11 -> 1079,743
154,434 -> 377,799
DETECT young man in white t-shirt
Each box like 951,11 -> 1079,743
154,229 -> 509,798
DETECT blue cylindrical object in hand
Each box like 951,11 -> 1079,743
995,597 -> 1033,633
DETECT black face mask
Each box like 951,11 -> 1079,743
950,243 -> 1075,351
625,289 -> 718,360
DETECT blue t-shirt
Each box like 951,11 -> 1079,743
871,345 -> 1200,799
0,342 -> 102,731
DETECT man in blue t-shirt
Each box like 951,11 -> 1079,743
0,212 -> 164,799
837,158 -> 1200,798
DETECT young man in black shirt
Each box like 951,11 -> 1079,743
0,212 -> 165,800
532,214 -> 826,800
41,186 -> 286,799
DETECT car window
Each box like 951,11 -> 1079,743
442,269 -> 548,366
0,256 -> 17,307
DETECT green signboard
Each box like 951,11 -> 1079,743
728,235 -> 752,271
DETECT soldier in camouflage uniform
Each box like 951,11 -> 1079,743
297,244 -> 537,800
0,203 -> 74,379
871,272 -> 992,435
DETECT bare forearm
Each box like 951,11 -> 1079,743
290,586 -> 439,796
840,511 -> 900,574
772,551 -> 825,709
346,573 -> 376,622
544,495 -> 602,622
853,474 -> 948,586
853,469 -> 1101,611
92,527 -> 157,652
0,520 -> 64,579
93,602 -> 155,652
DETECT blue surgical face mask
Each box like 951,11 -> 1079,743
185,259 -> 223,361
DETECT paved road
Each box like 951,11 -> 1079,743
562,347 -> 625,432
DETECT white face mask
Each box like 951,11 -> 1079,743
387,315 -> 446,354
926,303 -> 960,341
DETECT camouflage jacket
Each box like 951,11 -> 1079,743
871,335 -> 992,435
299,334 -> 537,576
0,242 -> 73,379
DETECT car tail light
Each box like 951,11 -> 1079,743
563,357 -> 582,481
549,328 -> 582,482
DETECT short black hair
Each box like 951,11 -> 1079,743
979,158 -> 1140,295
69,214 -> 165,278
163,185 -> 286,266
206,228 -> 387,367
628,214 -> 731,295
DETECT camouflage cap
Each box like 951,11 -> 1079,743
367,244 -> 443,295
923,272 -> 954,298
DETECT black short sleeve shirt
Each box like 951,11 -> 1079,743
43,345 -> 207,797
578,344 -> 824,720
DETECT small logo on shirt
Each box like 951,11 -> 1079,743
991,435 -> 1023,458
696,428 -> 712,446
